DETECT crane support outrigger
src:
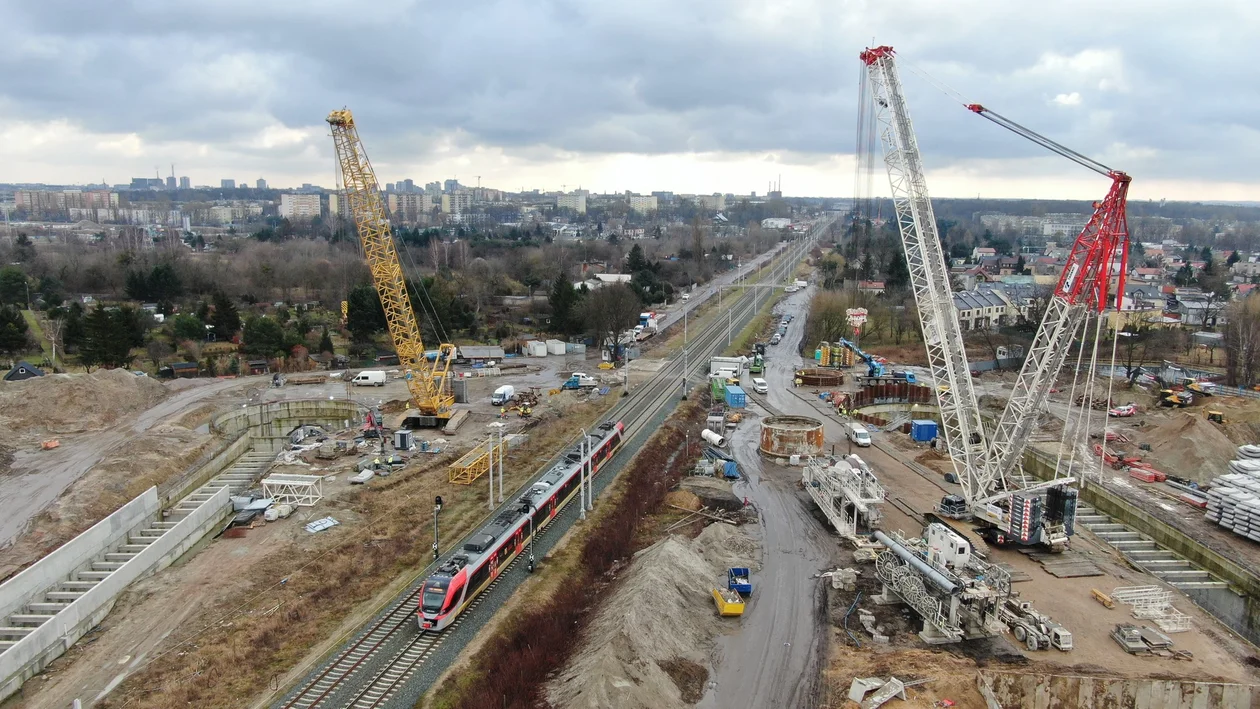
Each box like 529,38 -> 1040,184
861,46 -> 1130,551
328,109 -> 457,426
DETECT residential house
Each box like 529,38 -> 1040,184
971,247 -> 998,261
1131,267 -> 1163,283
953,288 -> 1011,331
857,280 -> 885,295
3,361 -> 45,382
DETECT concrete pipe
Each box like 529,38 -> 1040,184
701,429 -> 727,448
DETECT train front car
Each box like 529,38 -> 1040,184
418,558 -> 468,631
416,419 -> 624,632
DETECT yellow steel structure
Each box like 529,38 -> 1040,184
327,109 -> 456,419
447,436 -> 507,484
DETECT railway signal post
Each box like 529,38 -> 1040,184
432,495 -> 443,560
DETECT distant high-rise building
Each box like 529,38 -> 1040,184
279,193 -> 322,219
441,191 -> 472,214
165,176 -> 176,190
628,195 -> 659,213
425,181 -> 441,196
179,176 -> 191,189
221,179 -> 236,189
385,183 -> 395,193
556,194 -> 587,214
130,177 -> 163,189
256,178 -> 267,190
403,179 -> 415,193
443,179 -> 461,194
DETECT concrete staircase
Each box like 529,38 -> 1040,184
0,519 -> 174,652
1075,503 -> 1229,592
0,449 -> 274,654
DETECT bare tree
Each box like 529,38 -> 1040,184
581,284 -> 641,353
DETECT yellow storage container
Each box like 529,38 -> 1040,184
712,588 -> 745,617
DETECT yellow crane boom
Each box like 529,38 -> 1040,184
327,108 -> 456,421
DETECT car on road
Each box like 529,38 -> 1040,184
752,378 -> 768,394
770,333 -> 782,345
681,292 -> 690,300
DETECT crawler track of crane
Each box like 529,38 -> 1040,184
274,233 -> 819,709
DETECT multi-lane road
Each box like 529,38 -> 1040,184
268,223 -> 827,709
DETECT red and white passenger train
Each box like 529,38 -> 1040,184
418,420 -> 625,631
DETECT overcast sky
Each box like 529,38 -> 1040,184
0,0 -> 1255,200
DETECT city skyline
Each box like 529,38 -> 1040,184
1,2 -> 1257,201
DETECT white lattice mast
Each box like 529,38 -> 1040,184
861,46 -> 993,503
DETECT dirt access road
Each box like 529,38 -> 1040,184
696,414 -> 838,709
0,376 -> 248,547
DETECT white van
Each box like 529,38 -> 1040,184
491,384 -> 516,406
846,422 -> 872,447
352,370 -> 387,387
752,377 -> 768,394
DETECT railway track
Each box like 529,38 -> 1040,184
274,233 -> 819,709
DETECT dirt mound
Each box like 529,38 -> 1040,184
1140,413 -> 1237,481
0,369 -> 168,439
665,489 -> 701,511
680,476 -> 744,512
546,524 -> 759,709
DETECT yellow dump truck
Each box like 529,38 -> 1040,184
712,588 -> 745,617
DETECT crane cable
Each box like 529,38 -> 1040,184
1097,323 -> 1123,484
1055,313 -> 1092,478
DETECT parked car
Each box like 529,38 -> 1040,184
752,377 -> 768,394
770,333 -> 782,345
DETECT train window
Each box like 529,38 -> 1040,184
421,579 -> 449,612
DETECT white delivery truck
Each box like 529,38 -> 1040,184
846,422 -> 872,447
491,384 -> 516,405
352,370 -> 387,387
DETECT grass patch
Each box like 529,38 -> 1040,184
21,309 -> 53,361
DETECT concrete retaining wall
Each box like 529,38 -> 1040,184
0,486 -> 231,702
977,670 -> 1258,709
0,489 -> 158,622
160,432 -> 253,509
213,399 -> 363,439
1024,449 -> 1260,646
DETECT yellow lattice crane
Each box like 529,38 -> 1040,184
328,109 -> 457,423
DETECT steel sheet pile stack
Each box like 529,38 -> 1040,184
1204,445 -> 1260,542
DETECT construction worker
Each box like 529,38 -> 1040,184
499,407 -> 506,419
794,377 -> 803,388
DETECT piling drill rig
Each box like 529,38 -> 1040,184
860,46 -> 1130,551
328,109 -> 457,426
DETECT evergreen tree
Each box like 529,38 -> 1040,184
243,316 -> 287,357
62,302 -> 85,353
549,275 -> 581,335
626,244 -> 650,274
0,266 -> 28,306
171,314 -> 205,342
884,250 -> 910,292
210,291 -> 241,339
0,305 -> 29,355
346,284 -> 387,342
1228,250 -> 1242,267
318,327 -> 335,354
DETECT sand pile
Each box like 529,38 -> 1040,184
1142,413 -> 1237,481
0,368 -> 168,438
547,523 -> 759,709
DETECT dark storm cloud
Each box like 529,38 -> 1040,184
0,0 -> 1257,182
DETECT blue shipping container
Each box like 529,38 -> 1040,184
725,385 -> 747,408
723,461 -> 740,479
910,419 -> 938,442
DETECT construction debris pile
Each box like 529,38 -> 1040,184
1204,444 -> 1260,542
545,523 -> 759,709
0,368 -> 168,438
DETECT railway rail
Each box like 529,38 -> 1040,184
272,231 -> 819,709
